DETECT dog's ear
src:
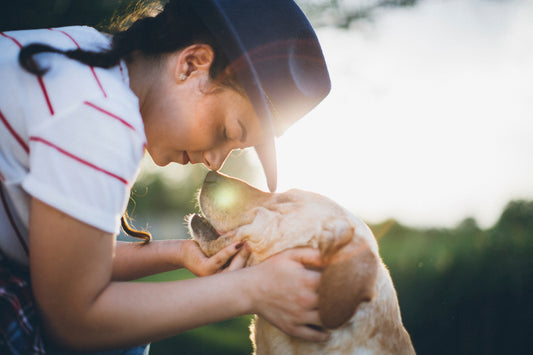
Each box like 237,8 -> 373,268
318,220 -> 378,329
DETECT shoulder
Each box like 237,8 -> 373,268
1,26 -> 133,120
1,26 -> 108,50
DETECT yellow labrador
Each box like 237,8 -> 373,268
189,171 -> 415,355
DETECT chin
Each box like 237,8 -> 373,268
148,151 -> 170,167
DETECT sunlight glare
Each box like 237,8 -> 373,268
212,185 -> 240,211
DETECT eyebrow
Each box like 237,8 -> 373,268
238,120 -> 247,143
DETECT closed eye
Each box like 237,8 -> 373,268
223,122 -> 247,143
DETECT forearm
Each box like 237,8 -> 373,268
42,268 -> 255,351
112,240 -> 188,281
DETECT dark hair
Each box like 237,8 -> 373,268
18,0 -> 243,243
19,0 -> 241,89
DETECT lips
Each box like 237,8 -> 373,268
189,214 -> 221,242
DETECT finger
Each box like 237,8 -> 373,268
288,247 -> 324,269
211,242 -> 244,269
288,324 -> 330,343
224,246 -> 251,272
302,268 -> 322,291
300,310 -> 323,328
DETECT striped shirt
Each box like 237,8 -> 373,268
0,26 -> 146,266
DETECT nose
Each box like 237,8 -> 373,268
205,171 -> 222,185
203,149 -> 231,172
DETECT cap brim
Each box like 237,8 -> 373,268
254,138 -> 277,192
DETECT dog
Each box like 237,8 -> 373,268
188,171 -> 415,355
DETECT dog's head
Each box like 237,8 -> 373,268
189,171 -> 378,329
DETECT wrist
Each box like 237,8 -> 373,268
152,239 -> 187,270
239,266 -> 260,315
175,239 -> 198,269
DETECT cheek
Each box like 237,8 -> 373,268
146,98 -> 185,145
181,103 -> 223,151
188,117 -> 218,148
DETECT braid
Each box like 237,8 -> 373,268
19,38 -> 123,76
121,214 -> 152,245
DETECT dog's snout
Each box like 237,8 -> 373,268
205,171 -> 222,184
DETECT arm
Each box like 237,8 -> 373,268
112,239 -> 213,281
112,237 -> 247,281
112,240 -> 184,281
29,198 -> 328,351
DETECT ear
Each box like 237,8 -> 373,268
318,221 -> 378,329
174,44 -> 215,82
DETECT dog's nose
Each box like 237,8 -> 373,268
205,171 -> 222,184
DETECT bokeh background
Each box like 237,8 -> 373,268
2,0 -> 532,354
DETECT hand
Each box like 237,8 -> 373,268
246,248 -> 330,342
181,239 -> 251,277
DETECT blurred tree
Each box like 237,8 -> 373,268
1,0 -> 422,32
492,200 -> 533,245
0,0 -> 123,31
296,0 -> 419,28
378,200 -> 533,355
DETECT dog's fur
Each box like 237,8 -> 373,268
189,172 -> 415,355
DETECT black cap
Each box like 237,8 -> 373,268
188,0 -> 331,191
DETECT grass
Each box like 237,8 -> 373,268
137,269 -> 254,355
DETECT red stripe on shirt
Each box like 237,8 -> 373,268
29,137 -> 129,185
37,76 -> 55,116
90,68 -> 108,98
0,32 -> 22,48
0,171 -> 5,182
48,28 -> 80,47
1,32 -> 55,116
83,101 -> 137,131
0,186 -> 29,256
48,28 -> 108,98
0,110 -> 29,154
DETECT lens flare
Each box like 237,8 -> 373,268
212,184 -> 241,210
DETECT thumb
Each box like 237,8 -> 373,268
289,247 -> 324,269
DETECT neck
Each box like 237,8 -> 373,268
126,53 -> 161,117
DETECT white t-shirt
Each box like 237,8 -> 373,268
0,26 -> 147,266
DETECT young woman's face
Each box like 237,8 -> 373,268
140,47 -> 265,170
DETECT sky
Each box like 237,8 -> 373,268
264,0 -> 533,228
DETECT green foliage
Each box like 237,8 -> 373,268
1,0 -> 120,31
375,200 -> 533,355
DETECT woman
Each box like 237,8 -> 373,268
0,0 -> 331,353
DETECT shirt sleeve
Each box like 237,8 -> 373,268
22,96 -> 146,234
